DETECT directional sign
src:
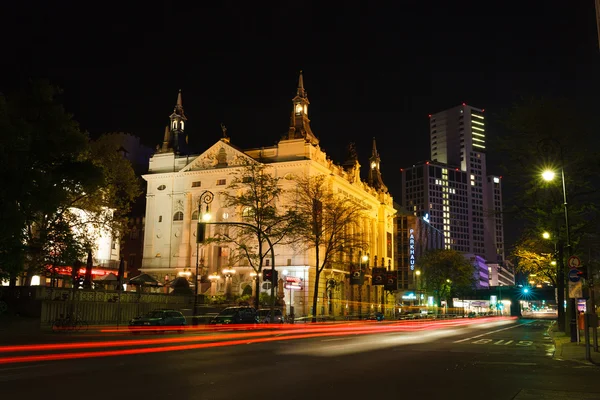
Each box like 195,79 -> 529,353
568,255 -> 582,269
568,269 -> 581,283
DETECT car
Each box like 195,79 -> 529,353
129,309 -> 187,333
209,306 -> 258,325
257,308 -> 284,323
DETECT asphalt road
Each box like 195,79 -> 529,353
1,319 -> 599,400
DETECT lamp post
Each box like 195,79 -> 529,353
358,252 -> 368,319
415,270 -> 421,307
542,168 -> 576,341
194,190 -> 214,317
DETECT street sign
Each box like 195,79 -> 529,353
569,281 -> 583,299
568,255 -> 582,269
568,269 -> 581,283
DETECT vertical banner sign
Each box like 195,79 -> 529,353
409,228 -> 416,270
372,268 -> 386,285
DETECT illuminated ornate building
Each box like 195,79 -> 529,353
140,73 -> 397,317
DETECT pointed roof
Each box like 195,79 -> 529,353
297,70 -> 306,97
170,89 -> 187,120
371,137 -> 379,158
180,140 -> 257,172
368,137 -> 388,193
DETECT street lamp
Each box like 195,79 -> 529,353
358,252 -> 368,319
541,167 -> 576,341
194,190 -> 214,317
415,270 -> 421,306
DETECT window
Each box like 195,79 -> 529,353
173,211 -> 184,221
157,185 -> 166,191
191,210 -> 198,220
217,179 -> 226,186
158,216 -> 163,223
192,181 -> 201,188
130,229 -> 139,240
242,207 -> 254,218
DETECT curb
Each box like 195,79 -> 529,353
548,321 -> 597,366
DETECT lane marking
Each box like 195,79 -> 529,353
454,321 -> 536,343
475,361 -> 537,366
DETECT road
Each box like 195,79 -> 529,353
1,318 -> 599,400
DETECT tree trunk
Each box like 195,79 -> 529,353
254,274 -> 260,310
311,245 -> 320,323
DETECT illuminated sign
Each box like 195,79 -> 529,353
423,213 -> 430,223
402,292 -> 417,300
409,228 -> 415,270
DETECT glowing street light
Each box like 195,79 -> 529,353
542,231 -> 551,240
541,170 -> 556,182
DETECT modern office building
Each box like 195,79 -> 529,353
394,203 -> 444,293
401,161 -> 470,253
400,104 -> 512,288
428,104 -> 506,263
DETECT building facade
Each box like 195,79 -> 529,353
394,203 -> 444,294
140,74 -> 397,318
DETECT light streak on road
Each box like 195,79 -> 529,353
0,317 -> 516,365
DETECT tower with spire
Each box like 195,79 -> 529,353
286,71 -> 319,145
368,137 -> 388,193
168,89 -> 187,153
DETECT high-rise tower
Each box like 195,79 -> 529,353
427,104 -> 504,263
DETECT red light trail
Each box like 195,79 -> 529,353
0,317 -> 516,365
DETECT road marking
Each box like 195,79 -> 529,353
475,361 -> 537,366
454,321 -> 535,343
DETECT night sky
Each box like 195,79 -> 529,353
2,1 -> 599,247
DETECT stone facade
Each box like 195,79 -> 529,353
140,75 -> 397,318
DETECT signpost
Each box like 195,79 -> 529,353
568,269 -> 581,283
568,255 -> 582,269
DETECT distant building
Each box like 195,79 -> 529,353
394,203 -> 444,292
400,104 -> 513,288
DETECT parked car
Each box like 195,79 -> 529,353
257,308 -> 284,323
209,307 -> 258,325
129,309 -> 187,333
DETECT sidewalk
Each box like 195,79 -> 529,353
550,322 -> 600,365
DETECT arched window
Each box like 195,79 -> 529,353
191,210 -> 198,220
242,207 -> 254,218
173,211 -> 184,221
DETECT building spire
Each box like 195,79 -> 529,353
285,71 -> 319,145
169,89 -> 187,154
297,70 -> 306,97
368,137 -> 388,193
176,89 -> 183,108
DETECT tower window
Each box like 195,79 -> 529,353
192,181 -> 201,188
217,179 -> 226,186
173,211 -> 184,221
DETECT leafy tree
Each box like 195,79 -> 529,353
293,174 -> 368,322
494,97 -> 600,331
416,249 -> 475,307
512,234 -> 556,287
0,80 -> 140,285
214,160 -> 300,310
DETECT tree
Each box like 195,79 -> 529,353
0,80 -> 140,285
214,160 -> 300,310
415,249 -> 475,308
494,97 -> 600,331
512,234 -> 556,287
293,174 -> 368,322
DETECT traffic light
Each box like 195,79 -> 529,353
197,223 -> 206,243
262,269 -> 278,283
